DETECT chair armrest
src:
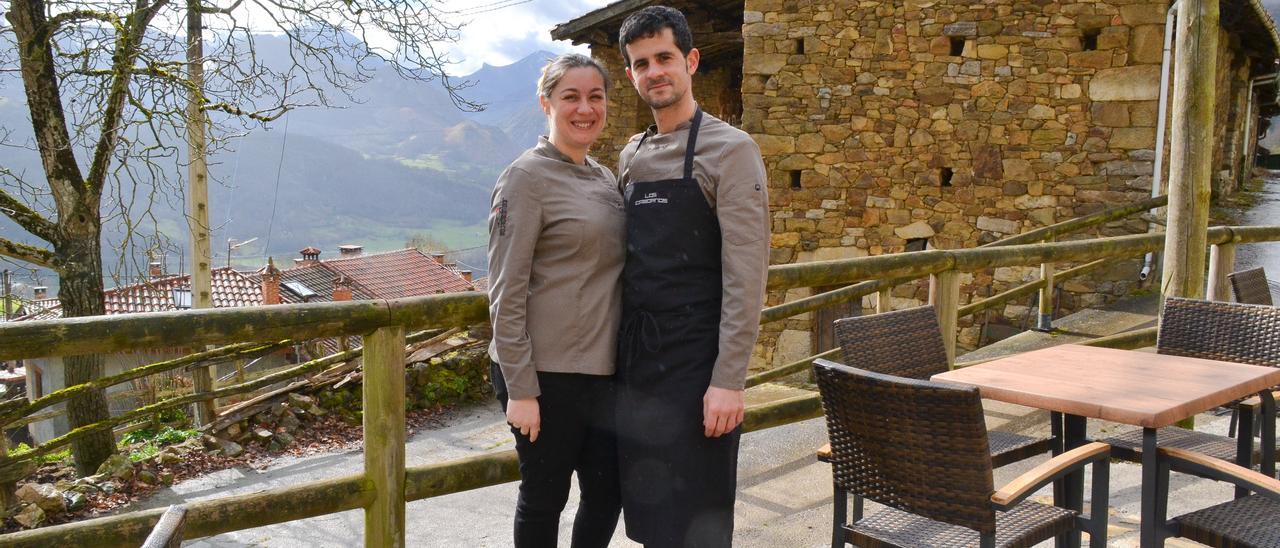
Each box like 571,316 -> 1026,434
991,442 -> 1110,510
1160,447 -> 1280,501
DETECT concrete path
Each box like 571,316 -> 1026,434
128,379 -> 1250,547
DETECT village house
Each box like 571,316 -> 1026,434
17,245 -> 477,443
553,0 -> 1280,371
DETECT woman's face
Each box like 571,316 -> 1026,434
541,67 -> 607,152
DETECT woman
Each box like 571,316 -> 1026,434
486,53 -> 623,547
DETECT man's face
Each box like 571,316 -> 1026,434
624,28 -> 699,110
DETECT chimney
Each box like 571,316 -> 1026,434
337,244 -> 363,257
444,262 -> 458,271
431,253 -> 445,264
332,275 -> 353,301
299,246 -> 321,266
149,261 -> 165,279
261,258 -> 282,305
33,286 -> 48,300
460,270 -> 472,282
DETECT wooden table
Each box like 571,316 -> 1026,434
934,344 -> 1280,548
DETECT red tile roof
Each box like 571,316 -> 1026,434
317,248 -> 475,298
15,267 -> 263,320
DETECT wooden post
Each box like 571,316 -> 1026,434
363,325 -> 406,548
186,0 -> 216,426
1206,243 -> 1236,302
1037,237 -> 1055,331
929,270 -> 961,368
1161,0 -> 1219,301
876,286 -> 893,314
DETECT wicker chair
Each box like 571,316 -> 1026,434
817,306 -> 1058,547
1229,267 -> 1274,306
1154,447 -> 1280,546
813,359 -> 1111,548
1100,297 -> 1280,472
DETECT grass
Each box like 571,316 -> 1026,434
120,426 -> 200,462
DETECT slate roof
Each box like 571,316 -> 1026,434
276,263 -> 375,303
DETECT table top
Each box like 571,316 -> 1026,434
932,344 -> 1280,428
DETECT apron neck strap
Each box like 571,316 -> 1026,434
683,107 -> 703,180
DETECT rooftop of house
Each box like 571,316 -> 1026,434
16,267 -> 264,321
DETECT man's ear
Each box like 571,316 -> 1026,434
625,65 -> 637,86
686,47 -> 700,75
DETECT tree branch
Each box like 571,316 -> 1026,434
0,186 -> 58,243
46,9 -> 123,33
0,237 -> 57,269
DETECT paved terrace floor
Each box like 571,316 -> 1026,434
133,385 -> 1241,547
129,295 -> 1244,546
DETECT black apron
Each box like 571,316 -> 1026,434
618,109 -> 739,547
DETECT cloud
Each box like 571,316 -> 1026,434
441,0 -> 615,74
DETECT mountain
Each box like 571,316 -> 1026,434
460,51 -> 556,151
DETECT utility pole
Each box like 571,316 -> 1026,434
187,0 -> 216,426
1161,0 -> 1218,301
2,270 -> 11,322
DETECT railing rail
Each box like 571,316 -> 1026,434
3,218 -> 1279,546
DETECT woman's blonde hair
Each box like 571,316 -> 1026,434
536,53 -> 611,98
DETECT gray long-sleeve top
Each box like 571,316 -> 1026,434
486,137 -> 625,400
618,111 -> 770,390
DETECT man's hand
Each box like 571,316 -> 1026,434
507,398 -> 541,442
703,386 -> 744,438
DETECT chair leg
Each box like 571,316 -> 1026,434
1236,409 -> 1255,499
832,484 -> 846,548
1228,408 -> 1239,438
980,533 -> 996,548
1088,456 -> 1110,548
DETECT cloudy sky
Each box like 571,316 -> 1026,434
441,0 -> 614,74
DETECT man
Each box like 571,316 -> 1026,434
614,6 -> 770,547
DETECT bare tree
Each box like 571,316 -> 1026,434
0,0 -> 475,475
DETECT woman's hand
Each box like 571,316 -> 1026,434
507,398 -> 541,442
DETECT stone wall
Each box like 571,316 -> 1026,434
739,0 -> 1263,369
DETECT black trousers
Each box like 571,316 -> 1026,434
492,362 -> 621,548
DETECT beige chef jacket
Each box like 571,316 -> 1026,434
618,111 -> 770,391
487,137 -> 625,400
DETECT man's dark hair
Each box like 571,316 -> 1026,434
617,6 -> 694,66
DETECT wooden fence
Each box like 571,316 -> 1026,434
2,207 -> 1279,546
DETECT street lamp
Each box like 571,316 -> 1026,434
227,237 -> 259,268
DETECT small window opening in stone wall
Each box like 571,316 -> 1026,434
949,37 -> 965,56
794,38 -> 806,55
1081,28 -> 1101,51
790,170 -> 803,190
905,238 -> 929,252
939,167 -> 954,187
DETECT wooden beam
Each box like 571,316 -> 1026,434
1162,0 -> 1220,300
930,270 -> 961,368
1206,243 -> 1237,301
550,0 -> 654,42
363,326 -> 406,548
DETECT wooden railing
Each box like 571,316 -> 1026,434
2,207 -> 1278,546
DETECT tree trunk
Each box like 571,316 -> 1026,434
57,215 -> 114,476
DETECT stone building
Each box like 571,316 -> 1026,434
553,0 -> 1280,370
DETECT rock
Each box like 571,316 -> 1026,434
975,44 -> 1008,59
894,221 -> 936,240
288,393 -> 316,408
220,439 -> 245,458
977,216 -> 1021,235
159,471 -> 176,485
16,483 -> 66,513
64,491 -> 87,512
96,453 -> 134,481
158,451 -> 183,465
278,412 -> 302,432
1089,66 -> 1161,101
13,504 -> 45,528
274,431 -> 295,447
225,422 -> 242,438
137,470 -> 159,485
271,402 -> 290,417
306,404 -> 328,417
1110,127 -> 1156,150
1027,104 -> 1055,120
99,481 -> 118,495
254,428 -> 274,444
